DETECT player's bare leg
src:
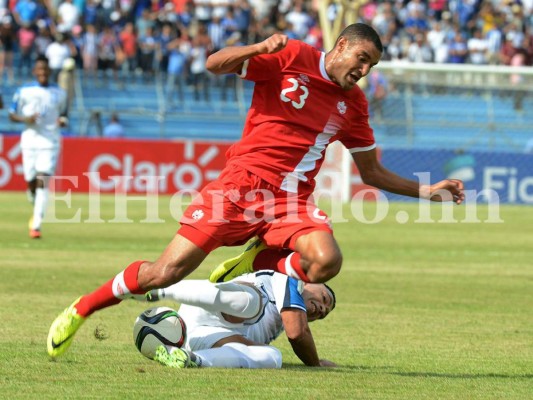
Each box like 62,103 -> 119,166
292,230 -> 343,283
47,234 -> 208,358
29,173 -> 49,238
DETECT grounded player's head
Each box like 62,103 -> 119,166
34,55 -> 51,85
303,283 -> 336,322
326,23 -> 383,91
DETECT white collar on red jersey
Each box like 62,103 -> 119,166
319,52 -> 331,81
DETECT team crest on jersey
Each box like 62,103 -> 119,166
297,74 -> 310,85
337,101 -> 347,114
192,209 -> 204,220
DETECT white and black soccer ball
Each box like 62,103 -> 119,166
133,306 -> 187,359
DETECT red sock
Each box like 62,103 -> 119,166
76,261 -> 145,317
252,249 -> 309,282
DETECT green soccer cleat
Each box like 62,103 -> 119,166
154,346 -> 198,368
47,297 -> 86,358
208,238 -> 268,283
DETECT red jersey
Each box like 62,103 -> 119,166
226,39 -> 376,194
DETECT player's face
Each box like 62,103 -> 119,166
303,284 -> 334,322
33,61 -> 51,85
329,38 -> 381,91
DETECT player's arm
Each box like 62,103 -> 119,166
205,33 -> 288,75
352,148 -> 465,204
9,111 -> 38,124
281,308 -> 334,367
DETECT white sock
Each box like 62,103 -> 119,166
193,343 -> 282,369
32,188 -> 49,230
156,280 -> 261,319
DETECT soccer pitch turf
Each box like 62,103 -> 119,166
0,192 -> 531,399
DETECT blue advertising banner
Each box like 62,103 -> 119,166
381,149 -> 533,205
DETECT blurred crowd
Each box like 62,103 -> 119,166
0,0 -> 531,89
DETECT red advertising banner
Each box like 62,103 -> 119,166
0,135 -> 378,199
0,135 -> 232,194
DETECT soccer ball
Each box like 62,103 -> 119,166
133,306 -> 187,359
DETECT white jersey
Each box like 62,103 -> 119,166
179,271 -> 306,349
10,82 -> 67,149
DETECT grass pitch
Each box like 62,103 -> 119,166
0,191 -> 531,399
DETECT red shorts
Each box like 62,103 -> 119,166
178,165 -> 332,253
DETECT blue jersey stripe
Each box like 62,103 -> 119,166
283,277 -> 306,311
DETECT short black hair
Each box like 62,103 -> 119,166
35,55 -> 49,65
324,283 -> 336,311
336,23 -> 383,53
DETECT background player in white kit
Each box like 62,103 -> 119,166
9,55 -> 68,239
144,271 -> 336,369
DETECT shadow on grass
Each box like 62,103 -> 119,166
389,371 -> 533,380
282,363 -> 533,380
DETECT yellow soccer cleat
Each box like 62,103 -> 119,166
47,297 -> 86,358
154,346 -> 198,368
209,239 -> 268,283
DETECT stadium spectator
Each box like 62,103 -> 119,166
45,33 -> 74,82
285,2 -> 312,40
304,18 -> 323,51
103,112 -> 125,138
57,0 -> 80,33
366,69 -> 388,121
70,24 -> 84,68
17,22 -> 36,77
467,28 -> 489,65
234,0 -> 253,43
47,24 -> 465,360
146,271 -> 336,368
447,31 -> 469,64
208,14 -> 226,53
118,22 -> 138,81
220,31 -> 243,102
407,32 -> 433,63
371,2 -> 398,50
165,26 -> 191,107
34,20 -> 53,57
97,25 -> 120,81
426,21 -> 449,63
13,0 -> 39,27
81,24 -> 98,80
190,23 -> 212,102
404,9 -> 430,40
0,15 -> 15,83
138,25 -> 158,80
157,23 -> 174,77
194,0 -> 212,25
8,55 -> 68,239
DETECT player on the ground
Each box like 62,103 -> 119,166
48,23 -> 464,359
9,55 -> 68,239
145,271 -> 336,368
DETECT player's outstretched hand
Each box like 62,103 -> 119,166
319,359 -> 337,367
428,179 -> 465,204
258,34 -> 289,54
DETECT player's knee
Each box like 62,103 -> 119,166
307,249 -> 342,283
264,346 -> 283,369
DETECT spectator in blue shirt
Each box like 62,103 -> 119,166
103,113 -> 125,138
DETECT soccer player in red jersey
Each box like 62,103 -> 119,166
48,23 -> 464,358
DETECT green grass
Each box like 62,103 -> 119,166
0,191 -> 531,399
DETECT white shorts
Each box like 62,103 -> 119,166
22,147 -> 59,181
185,324 -> 245,352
